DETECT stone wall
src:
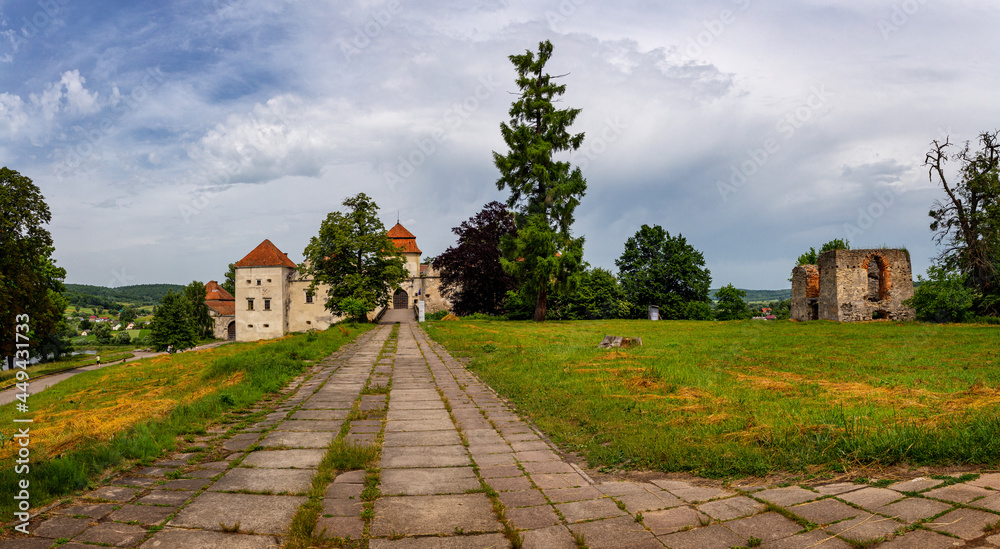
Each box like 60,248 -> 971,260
790,265 -> 819,321
790,249 -> 914,322
234,265 -> 290,341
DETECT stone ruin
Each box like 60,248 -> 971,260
791,249 -> 915,322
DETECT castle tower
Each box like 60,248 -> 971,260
387,223 -> 421,309
234,239 -> 296,341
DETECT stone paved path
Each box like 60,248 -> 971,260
7,312 -> 1000,548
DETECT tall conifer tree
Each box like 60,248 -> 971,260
493,40 -> 587,322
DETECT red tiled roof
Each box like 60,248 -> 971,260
207,300 -> 236,316
387,223 -> 421,254
235,239 -> 297,268
387,223 -> 416,239
420,264 -> 429,274
205,280 -> 235,302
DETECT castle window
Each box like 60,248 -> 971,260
264,298 -> 271,311
256,279 -> 262,286
247,298 -> 254,311
306,320 -> 312,325
267,278 -> 272,283
263,324 -> 269,328
305,291 -> 314,304
248,324 -> 254,328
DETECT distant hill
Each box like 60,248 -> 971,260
65,283 -> 186,309
709,288 -> 791,303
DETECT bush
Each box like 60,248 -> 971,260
905,266 -> 977,323
424,310 -> 450,321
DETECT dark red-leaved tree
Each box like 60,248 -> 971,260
435,202 -> 518,316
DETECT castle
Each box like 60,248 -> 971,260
204,223 -> 450,342
790,248 -> 915,322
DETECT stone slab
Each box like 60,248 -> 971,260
568,515 -> 662,548
109,504 -> 177,525
640,506 -> 710,536
877,528 -> 963,548
724,512 -> 801,543
31,517 -> 91,539
824,514 -> 903,543
657,524 -> 746,549
56,503 -> 117,519
369,533 -> 511,548
923,483 -> 993,504
837,487 -> 904,509
789,498 -> 861,525
239,449 -> 326,469
274,420 -> 343,432
259,430 -> 335,448
926,507 -> 1000,539
137,490 -> 193,506
380,467 -> 479,495
74,522 -> 148,546
291,410 -> 349,420
139,528 -> 278,548
383,419 -> 455,432
878,497 -> 953,523
556,498 -> 625,523
210,467 -> 314,495
888,477 -> 944,493
520,525 -> 576,549
85,486 -> 138,502
697,495 -> 765,520
371,494 -> 501,536
380,445 -> 469,468
382,430 -> 461,447
169,492 -> 306,535
754,486 -> 820,506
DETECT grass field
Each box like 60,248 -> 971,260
424,319 -> 1000,479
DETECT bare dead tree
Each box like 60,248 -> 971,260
925,130 -> 1000,311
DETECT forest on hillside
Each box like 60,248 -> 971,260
65,284 -> 185,310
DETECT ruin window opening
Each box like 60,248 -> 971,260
865,255 -> 890,302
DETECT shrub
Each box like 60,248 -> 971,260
905,266 -> 977,323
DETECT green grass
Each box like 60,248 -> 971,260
0,323 -> 373,522
424,319 -> 1000,478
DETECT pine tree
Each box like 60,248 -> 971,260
493,40 -> 587,322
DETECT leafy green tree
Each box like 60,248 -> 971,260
560,267 -> 628,320
797,239 -> 850,265
93,322 -> 113,345
0,167 -> 68,367
616,224 -> 713,320
494,40 -> 587,322
926,131 -> 1000,315
118,305 -> 137,325
436,201 -> 518,316
183,281 -> 214,338
303,193 -> 408,321
715,284 -> 750,321
904,266 -> 977,322
222,263 -> 237,296
114,330 -> 132,345
79,318 -> 92,331
149,291 -> 197,351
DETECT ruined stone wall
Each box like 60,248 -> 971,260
820,249 -> 915,322
790,265 -> 819,321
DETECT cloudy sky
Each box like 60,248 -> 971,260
2,0 -> 997,290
